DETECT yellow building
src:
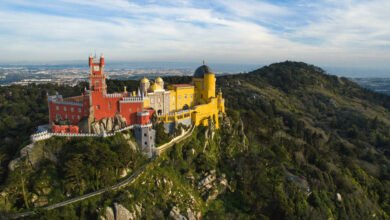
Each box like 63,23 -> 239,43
141,64 -> 225,129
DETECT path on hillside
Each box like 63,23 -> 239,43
7,126 -> 195,219
155,125 -> 195,155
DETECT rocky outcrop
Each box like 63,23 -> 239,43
169,206 -> 199,220
91,114 -> 128,134
114,203 -> 134,220
103,206 -> 115,220
169,206 -> 186,220
197,170 -> 229,203
9,141 -> 59,171
100,203 -> 142,220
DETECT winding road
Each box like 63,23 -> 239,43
6,126 -> 194,219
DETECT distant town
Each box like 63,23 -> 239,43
2,63 -> 390,96
0,65 -> 192,86
0,62 -> 263,87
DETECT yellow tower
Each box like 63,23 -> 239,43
204,71 -> 216,100
193,63 -> 216,103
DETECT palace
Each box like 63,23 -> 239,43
48,55 -> 224,156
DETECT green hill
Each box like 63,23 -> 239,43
0,61 -> 389,219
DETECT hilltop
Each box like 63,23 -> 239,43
0,61 -> 389,219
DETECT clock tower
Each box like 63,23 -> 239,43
89,54 -> 107,93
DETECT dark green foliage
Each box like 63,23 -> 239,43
0,84 -> 86,184
154,122 -> 170,145
214,61 -> 390,219
1,134 -> 147,213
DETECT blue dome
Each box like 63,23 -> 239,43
194,65 -> 212,78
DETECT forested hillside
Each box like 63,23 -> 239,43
0,62 -> 389,219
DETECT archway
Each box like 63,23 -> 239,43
183,104 -> 189,110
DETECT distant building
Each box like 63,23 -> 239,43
47,55 -> 225,155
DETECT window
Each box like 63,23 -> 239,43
64,106 -> 67,111
78,108 -> 81,113
56,106 -> 59,111
144,142 -> 147,145
108,102 -> 111,110
96,105 -> 100,110
129,108 -> 132,112
151,98 -> 154,104
178,95 -> 181,100
77,115 -> 80,120
65,114 -> 68,119
185,95 -> 187,99
144,133 -> 147,137
72,115 -> 75,120
158,98 -> 161,103
71,107 -> 74,112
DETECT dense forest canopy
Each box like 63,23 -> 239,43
0,61 -> 388,219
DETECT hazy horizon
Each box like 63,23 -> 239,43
1,60 -> 389,78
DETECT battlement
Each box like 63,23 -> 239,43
104,93 -> 123,98
121,96 -> 144,103
48,94 -> 83,106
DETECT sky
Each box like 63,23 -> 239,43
0,0 -> 390,72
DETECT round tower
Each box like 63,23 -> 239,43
204,71 -> 216,99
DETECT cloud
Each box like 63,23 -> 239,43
0,0 -> 389,70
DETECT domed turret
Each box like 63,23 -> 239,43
155,77 -> 164,89
149,83 -> 158,92
141,77 -> 150,84
194,65 -> 212,78
156,77 -> 163,83
192,62 -> 215,102
140,77 -> 150,96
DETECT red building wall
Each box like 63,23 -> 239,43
49,103 -> 84,125
48,93 -> 90,125
119,101 -> 143,125
91,92 -> 123,121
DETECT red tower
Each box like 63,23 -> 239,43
89,55 -> 107,93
